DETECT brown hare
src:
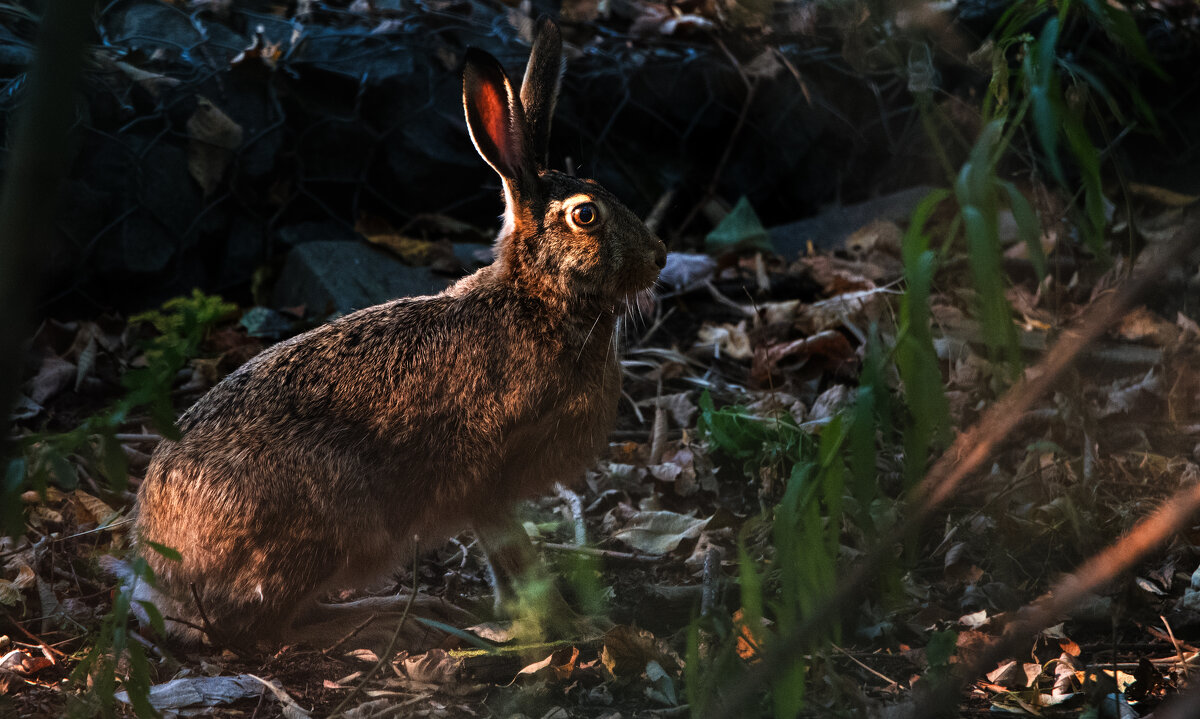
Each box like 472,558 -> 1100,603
126,17 -> 665,651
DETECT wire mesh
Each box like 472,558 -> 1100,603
0,0 -> 926,313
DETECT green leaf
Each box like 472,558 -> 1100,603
1027,21 -> 1065,184
738,542 -> 764,645
772,658 -> 806,718
998,180 -> 1047,280
1061,112 -> 1109,259
123,642 -> 157,719
136,600 -> 167,638
48,450 -> 78,490
1059,59 -> 1125,125
1080,0 -> 1167,79
99,431 -> 128,492
145,541 -> 182,562
926,629 -> 959,669
962,205 -> 1020,371
412,617 -> 500,652
705,197 -> 772,254
3,458 -> 26,537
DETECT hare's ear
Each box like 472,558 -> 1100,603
463,48 -> 536,191
520,17 -> 564,170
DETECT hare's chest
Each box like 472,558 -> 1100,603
499,359 -> 619,498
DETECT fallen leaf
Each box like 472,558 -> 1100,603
600,625 -> 676,679
397,649 -> 461,684
10,394 -> 41,421
611,510 -> 710,555
516,646 -> 579,682
752,329 -> 856,383
658,253 -> 717,292
187,97 -> 243,196
644,659 -> 678,706
1129,182 -> 1200,207
356,215 -> 444,266
809,385 -> 853,422
705,197 -> 771,254
845,219 -> 902,257
958,610 -> 989,629
986,659 -> 1019,686
73,491 -> 118,525
24,355 -> 75,404
1116,306 -> 1178,345
798,289 -> 889,334
695,321 -> 753,360
115,674 -> 270,711
0,648 -> 53,676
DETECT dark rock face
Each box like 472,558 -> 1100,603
3,2 -> 933,314
272,241 -> 452,317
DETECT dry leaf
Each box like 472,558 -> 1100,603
516,646 -> 579,682
600,625 -> 673,679
695,322 -> 752,360
397,649 -> 461,684
611,510 -> 710,555
73,490 -> 117,525
187,97 -> 244,196
1116,306 -> 1178,346
25,355 -> 75,404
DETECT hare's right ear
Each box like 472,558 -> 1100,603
463,48 -> 537,195
520,17 -> 564,169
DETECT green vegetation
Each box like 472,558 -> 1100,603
686,0 -> 1167,713
4,290 -> 234,718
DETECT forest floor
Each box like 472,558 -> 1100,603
5,191 -> 1200,718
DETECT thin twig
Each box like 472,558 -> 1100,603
831,644 -> 900,689
114,433 -> 163,443
555,483 -> 586,547
534,541 -> 659,563
188,581 -> 251,659
676,39 -> 758,239
1161,614 -> 1190,680
328,542 -> 420,717
700,547 -> 720,618
706,212 -> 1200,718
0,607 -> 67,659
644,188 -> 675,236
321,613 -> 380,658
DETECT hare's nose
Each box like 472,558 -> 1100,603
653,242 -> 667,269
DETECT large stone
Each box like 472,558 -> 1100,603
768,185 -> 937,258
273,241 -> 452,317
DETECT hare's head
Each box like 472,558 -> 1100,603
463,19 -> 666,306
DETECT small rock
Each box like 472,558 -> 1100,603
769,185 -> 936,258
272,241 -> 452,317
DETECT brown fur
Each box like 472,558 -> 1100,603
130,18 -> 665,648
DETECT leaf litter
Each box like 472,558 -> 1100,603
6,10 -> 1200,719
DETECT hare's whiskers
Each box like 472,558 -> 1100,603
577,310 -> 604,362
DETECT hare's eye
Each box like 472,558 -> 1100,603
572,203 -> 598,226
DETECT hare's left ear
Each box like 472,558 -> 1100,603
520,17 -> 564,170
463,48 -> 537,194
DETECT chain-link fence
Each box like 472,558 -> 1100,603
0,0 -> 935,314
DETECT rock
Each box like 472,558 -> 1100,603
272,241 -> 451,317
768,185 -> 937,258
452,242 -> 492,272
277,222 -> 358,246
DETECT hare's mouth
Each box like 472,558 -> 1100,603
617,286 -> 658,317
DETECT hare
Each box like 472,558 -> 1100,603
126,18 -> 666,650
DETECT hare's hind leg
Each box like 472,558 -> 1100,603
285,595 -> 477,654
473,513 -> 609,639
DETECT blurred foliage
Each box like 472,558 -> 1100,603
4,290 -> 231,716
3,289 -> 235,536
690,0 -> 1168,712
